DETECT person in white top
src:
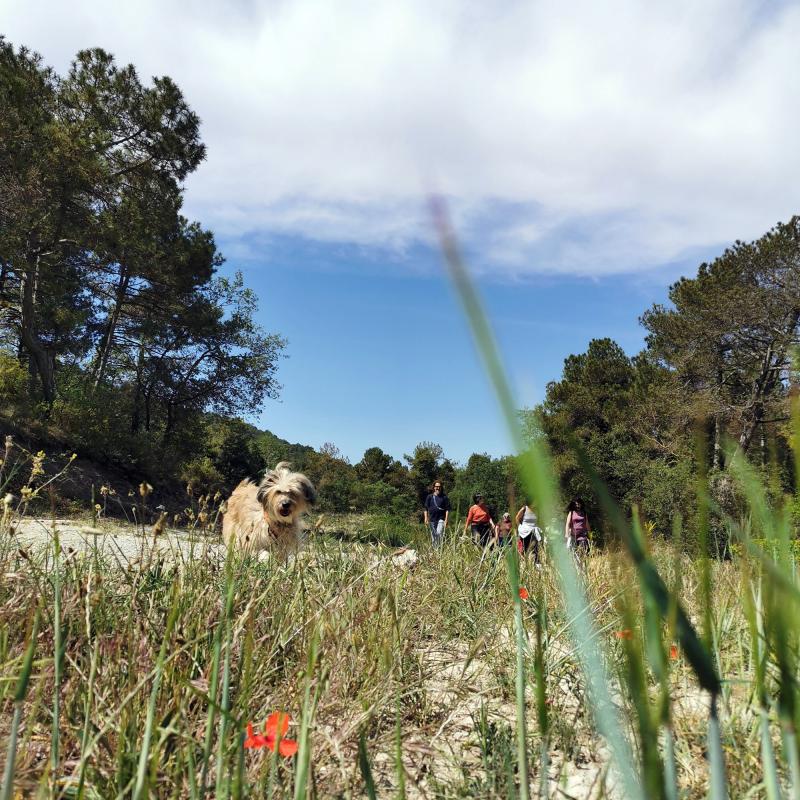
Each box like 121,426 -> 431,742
515,501 -> 542,565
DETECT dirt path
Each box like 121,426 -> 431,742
9,517 -> 224,565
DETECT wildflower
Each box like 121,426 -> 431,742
3,493 -> 12,509
29,451 -> 45,481
95,504 -> 102,512
669,644 -> 679,660
518,587 -> 529,600
186,484 -> 194,498
139,483 -> 153,498
244,723 -> 269,749
100,485 -> 109,497
614,629 -> 633,640
244,712 -> 298,756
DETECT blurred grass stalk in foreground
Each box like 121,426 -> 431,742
431,196 -> 741,799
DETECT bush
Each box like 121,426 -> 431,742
180,456 -> 225,494
0,352 -> 27,408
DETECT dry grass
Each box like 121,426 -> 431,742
0,511 -> 787,799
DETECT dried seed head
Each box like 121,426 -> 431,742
29,451 -> 46,481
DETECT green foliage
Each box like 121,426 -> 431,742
449,452 -> 522,519
0,39 -> 286,490
525,214 -> 799,543
0,352 -> 25,408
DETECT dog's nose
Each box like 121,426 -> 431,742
280,499 -> 292,510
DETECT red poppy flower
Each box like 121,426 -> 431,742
518,587 -> 529,600
244,723 -> 269,749
614,629 -> 633,640
265,712 -> 290,738
244,713 -> 298,756
669,644 -> 679,660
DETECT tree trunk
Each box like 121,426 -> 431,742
738,401 -> 763,453
91,266 -> 130,390
130,338 -> 145,434
18,248 -> 56,403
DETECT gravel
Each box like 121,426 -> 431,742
8,517 -> 224,566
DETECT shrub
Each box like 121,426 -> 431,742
0,352 -> 27,409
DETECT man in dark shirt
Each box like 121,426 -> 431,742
423,480 -> 451,548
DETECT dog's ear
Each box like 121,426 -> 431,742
299,475 -> 317,505
257,469 -> 277,505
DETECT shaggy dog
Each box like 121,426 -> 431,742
222,462 -> 316,556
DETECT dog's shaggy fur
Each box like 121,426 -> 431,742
222,462 -> 316,555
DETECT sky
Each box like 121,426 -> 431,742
3,0 -> 799,463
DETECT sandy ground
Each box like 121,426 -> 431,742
9,516 -> 224,565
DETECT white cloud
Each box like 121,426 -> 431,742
3,0 -> 799,275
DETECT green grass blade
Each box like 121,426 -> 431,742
293,630 -> 320,800
708,697 -> 728,800
663,727 -> 679,800
132,582 -> 181,800
214,552 -> 238,800
1,607 -> 40,800
395,692 -> 406,800
432,199 -> 643,800
505,546 -> 530,800
358,730 -> 378,800
51,522 -> 62,790
760,709 -> 783,800
570,435 -> 721,697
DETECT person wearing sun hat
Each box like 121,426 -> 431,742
494,512 -> 513,547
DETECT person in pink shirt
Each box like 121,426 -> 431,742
565,497 -> 591,557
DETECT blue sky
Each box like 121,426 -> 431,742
4,0 -> 799,464
229,233 -> 712,463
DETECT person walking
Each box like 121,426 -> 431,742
565,498 -> 591,562
495,512 -> 513,547
423,480 -> 451,547
464,493 -> 495,548
516,501 -> 542,565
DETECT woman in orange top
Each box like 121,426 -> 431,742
464,493 -> 495,547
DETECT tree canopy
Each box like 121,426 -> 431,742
0,40 -> 284,478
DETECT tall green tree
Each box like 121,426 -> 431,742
641,219 -> 799,465
404,442 -> 456,505
0,42 -> 206,403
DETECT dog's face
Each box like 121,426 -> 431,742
256,462 -> 316,526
